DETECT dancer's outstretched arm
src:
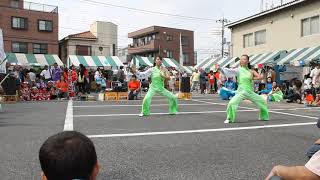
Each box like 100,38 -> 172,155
216,64 -> 239,78
134,68 -> 153,80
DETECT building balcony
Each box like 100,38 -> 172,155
4,1 -> 58,13
24,1 -> 58,13
128,39 -> 159,54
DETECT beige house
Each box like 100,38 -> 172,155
227,0 -> 320,58
59,21 -> 118,64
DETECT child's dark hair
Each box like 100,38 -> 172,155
39,131 -> 97,180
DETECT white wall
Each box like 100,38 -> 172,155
231,1 -> 320,57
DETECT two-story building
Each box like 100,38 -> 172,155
128,26 -> 195,66
0,0 -> 59,54
59,21 -> 118,64
227,0 -> 320,58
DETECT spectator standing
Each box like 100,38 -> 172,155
40,65 -> 52,82
117,66 -> 125,83
51,63 -> 62,82
77,64 -> 87,94
168,72 -> 176,93
24,73 -> 32,85
208,71 -> 215,94
191,69 -> 200,92
266,66 -> 276,82
310,64 -> 320,93
94,68 -> 101,80
214,70 -> 221,93
28,69 -> 36,82
200,70 -> 207,94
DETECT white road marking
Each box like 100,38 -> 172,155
88,121 -> 317,138
191,99 -> 256,110
192,99 -> 320,112
74,104 -> 209,108
73,109 -> 258,118
73,98 -> 212,103
63,100 -> 74,131
268,110 -> 318,119
191,99 -> 227,106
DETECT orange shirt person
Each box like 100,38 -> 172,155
56,76 -> 69,99
128,75 -> 140,100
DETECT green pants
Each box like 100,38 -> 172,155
227,90 -> 269,122
142,88 -> 178,116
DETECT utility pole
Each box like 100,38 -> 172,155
216,18 -> 230,57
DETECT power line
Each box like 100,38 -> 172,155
77,0 -> 217,21
0,13 -> 128,40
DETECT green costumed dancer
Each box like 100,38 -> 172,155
217,55 -> 269,123
136,56 -> 178,116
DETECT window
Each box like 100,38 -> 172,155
302,16 -> 319,36
166,50 -> 173,58
311,16 -> 319,35
181,36 -> 189,47
33,43 -> 48,54
12,42 -> 27,53
76,45 -> 91,56
166,35 -> 173,41
38,20 -> 53,32
11,17 -> 27,30
10,0 -> 19,8
243,33 -> 253,48
255,30 -> 266,45
183,53 -> 189,65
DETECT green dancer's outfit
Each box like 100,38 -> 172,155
220,67 -> 269,123
137,66 -> 178,116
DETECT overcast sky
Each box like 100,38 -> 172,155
30,0 -> 293,60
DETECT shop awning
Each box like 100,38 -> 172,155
130,56 -> 153,67
131,56 -> 188,72
202,57 -> 221,71
194,57 -> 219,70
233,54 -> 261,67
249,52 -> 273,65
222,57 -> 240,68
252,50 -> 286,65
304,48 -> 320,64
216,57 -> 229,67
163,58 -> 188,72
194,57 -> 211,69
290,46 -> 320,66
183,66 -> 194,74
277,48 -> 308,65
5,53 -> 63,66
68,55 -> 124,67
